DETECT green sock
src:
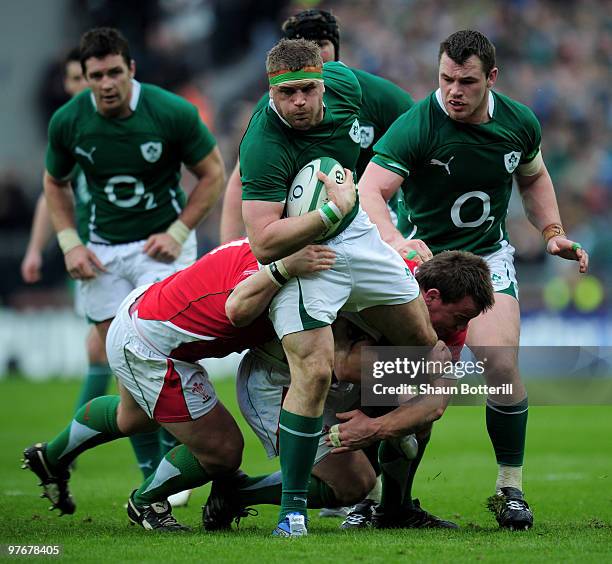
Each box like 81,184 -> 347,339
486,398 -> 528,466
378,439 -> 410,515
158,427 -> 179,457
74,363 -> 112,411
129,432 -> 163,479
278,409 -> 323,521
133,444 -> 211,505
46,395 -> 124,471
237,472 -> 340,508
401,433 -> 430,509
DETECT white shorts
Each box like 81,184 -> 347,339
236,350 -> 360,464
73,280 -> 86,319
81,231 -> 197,323
270,208 -> 419,338
106,286 -> 218,422
483,241 -> 519,299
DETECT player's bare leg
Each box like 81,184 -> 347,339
466,293 -> 533,529
359,296 -> 437,347
127,401 -> 244,531
272,326 -> 334,535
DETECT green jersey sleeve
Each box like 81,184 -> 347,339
174,100 -> 217,166
45,107 -> 76,180
519,105 -> 542,163
240,112 -> 292,202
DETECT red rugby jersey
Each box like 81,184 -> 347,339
134,238 -> 275,361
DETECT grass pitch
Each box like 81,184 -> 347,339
1,377 -> 610,563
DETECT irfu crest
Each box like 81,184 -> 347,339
140,142 -> 162,163
504,151 -> 521,173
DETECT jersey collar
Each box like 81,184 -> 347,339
434,88 -> 495,119
89,79 -> 142,113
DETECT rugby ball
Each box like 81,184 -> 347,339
286,157 -> 346,241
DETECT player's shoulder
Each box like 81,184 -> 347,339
350,67 -> 412,102
323,61 -> 361,105
49,89 -> 94,130
491,90 -> 540,129
139,82 -> 198,119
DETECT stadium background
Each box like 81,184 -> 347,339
0,1 -> 610,558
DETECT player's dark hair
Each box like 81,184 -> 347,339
282,9 -> 340,61
416,251 -> 494,313
64,47 -> 81,67
79,27 -> 131,74
266,38 -> 323,75
439,30 -> 496,76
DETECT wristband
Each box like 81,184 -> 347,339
268,261 -> 289,286
57,228 -> 84,254
275,259 -> 290,280
542,223 -> 566,243
318,201 -> 343,229
166,219 -> 191,245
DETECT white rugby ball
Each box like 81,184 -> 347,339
286,157 -> 346,240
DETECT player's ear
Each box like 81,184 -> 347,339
129,60 -> 136,78
486,67 -> 498,89
423,288 -> 441,305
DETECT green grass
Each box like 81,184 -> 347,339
0,378 -> 610,563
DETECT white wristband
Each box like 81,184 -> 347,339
166,219 -> 191,245
57,228 -> 84,254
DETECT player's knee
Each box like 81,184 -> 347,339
333,466 -> 376,505
86,333 -> 108,364
195,441 -> 243,476
116,404 -> 154,435
482,355 -> 519,384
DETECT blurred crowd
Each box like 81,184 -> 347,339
3,0 -> 610,313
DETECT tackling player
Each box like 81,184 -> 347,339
202,251 -> 494,531
359,30 -> 589,530
22,239 -> 335,530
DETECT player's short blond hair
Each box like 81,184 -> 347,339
266,38 -> 323,75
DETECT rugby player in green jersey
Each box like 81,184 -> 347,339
26,28 -> 225,499
22,47 -> 112,412
359,30 -> 589,530
21,45 -> 196,503
240,38 -> 442,537
219,8 -> 415,244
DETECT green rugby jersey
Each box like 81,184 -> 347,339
240,62 -> 363,234
71,166 -> 91,242
373,89 -> 541,255
46,81 -> 217,244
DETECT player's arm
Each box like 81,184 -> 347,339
144,146 -> 226,262
44,171 -> 105,280
328,389 -> 449,453
516,154 -> 588,273
226,245 -> 336,327
219,160 -> 245,243
243,169 -> 356,264
21,194 -> 54,283
359,161 -> 432,263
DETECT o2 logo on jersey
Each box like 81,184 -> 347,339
104,175 -> 156,209
451,191 -> 494,230
140,142 -> 163,163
